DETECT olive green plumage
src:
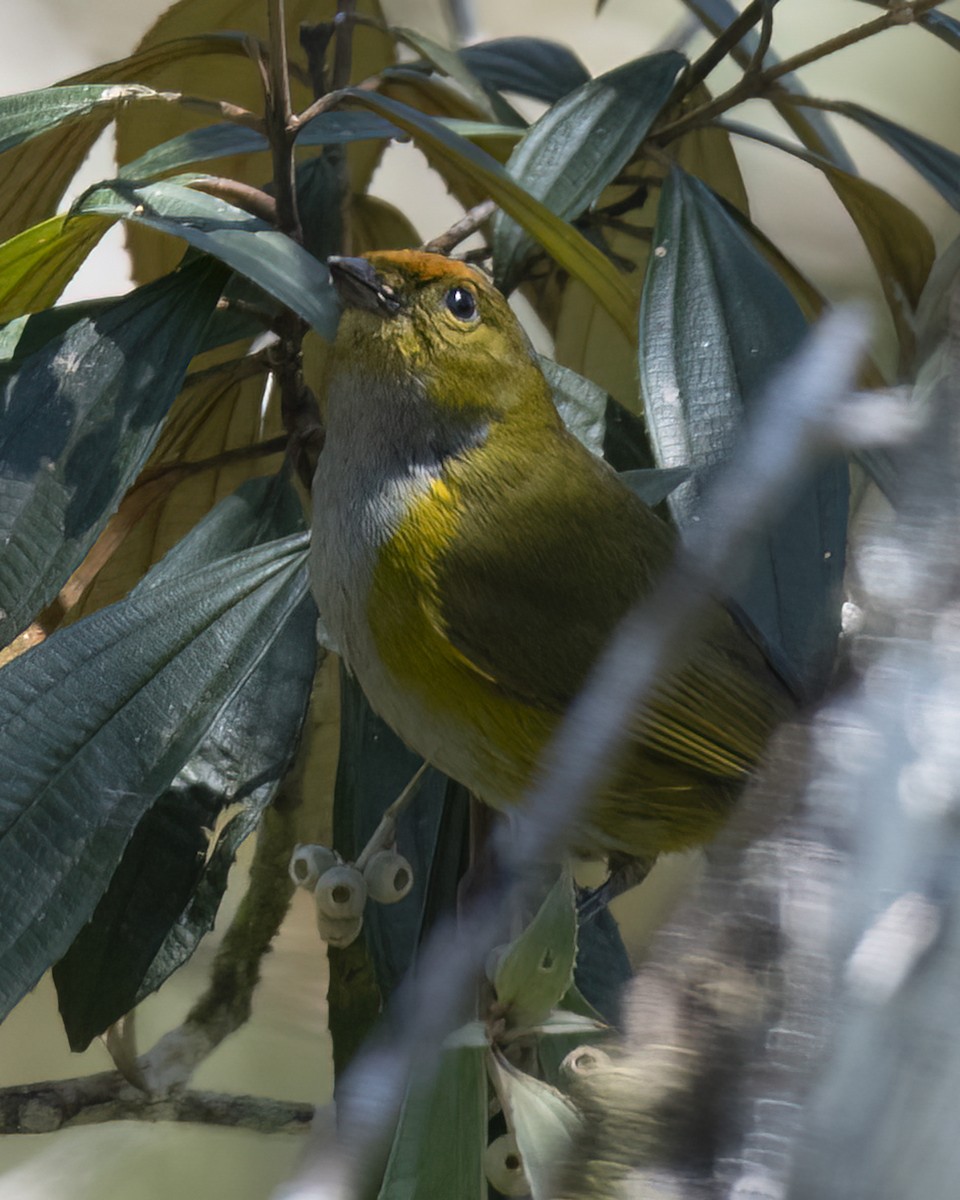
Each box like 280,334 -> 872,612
310,250 -> 793,863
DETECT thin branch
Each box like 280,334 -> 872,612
423,199 -> 496,255
332,1 -> 358,91
177,95 -> 266,134
266,0 -> 301,241
763,0 -> 944,85
682,0 -> 774,94
189,177 -> 278,224
654,0 -> 947,146
135,436 -> 289,490
746,1 -> 775,77
354,763 -> 429,873
0,1072 -> 312,1135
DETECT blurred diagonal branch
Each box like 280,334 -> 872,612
277,307 -> 882,1200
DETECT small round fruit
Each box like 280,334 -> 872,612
288,843 -> 338,890
363,850 -> 414,904
483,1133 -> 529,1197
315,864 -> 368,920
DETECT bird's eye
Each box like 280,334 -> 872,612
445,286 -> 478,322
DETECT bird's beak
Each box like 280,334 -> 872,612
327,256 -> 402,315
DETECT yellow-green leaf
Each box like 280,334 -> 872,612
0,214 -> 113,324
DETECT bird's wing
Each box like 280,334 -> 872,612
433,425 -> 789,781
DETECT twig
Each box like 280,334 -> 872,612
135,436 -> 289,489
278,310 -> 875,1199
655,0 -> 947,146
763,0 -> 943,86
266,0 -> 301,240
746,0 -> 775,76
354,763 -> 429,873
682,0 -> 774,94
423,199 -> 496,255
189,177 -> 278,224
0,1073 -> 313,1135
332,1 -> 358,92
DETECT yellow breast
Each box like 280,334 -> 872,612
366,474 -> 554,806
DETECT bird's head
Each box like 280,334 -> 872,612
326,250 -> 555,430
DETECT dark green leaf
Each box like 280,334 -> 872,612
379,1038 -> 488,1199
334,673 -> 469,1000
493,51 -> 685,291
639,167 -> 848,696
798,100 -> 960,212
0,257 -> 227,646
460,38 -> 590,104
53,475 -> 315,1048
343,90 -> 635,335
680,0 -> 856,171
720,119 -> 934,364
297,154 -> 345,263
393,27 -> 523,126
0,529 -> 309,1020
919,10 -> 960,50
74,179 -> 339,338
0,84 -> 165,156
118,111 -> 402,181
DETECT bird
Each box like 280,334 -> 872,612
310,249 -> 794,882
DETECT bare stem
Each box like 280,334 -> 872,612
655,0 -> 948,146
0,1074 -> 312,1136
682,0 -> 773,94
266,0 -> 301,240
354,762 -> 429,872
423,199 -> 497,255
332,0 -> 359,91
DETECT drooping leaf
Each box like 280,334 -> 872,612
790,99 -> 960,212
393,26 -> 522,126
53,476 -> 315,1049
118,111 -> 403,182
721,120 -> 935,364
0,257 -> 227,647
490,1050 -> 582,1200
680,0 -> 856,171
639,167 -> 849,696
0,83 -> 169,157
493,868 -> 578,1025
493,51 -> 686,292
0,43 -> 250,244
75,353 -> 280,617
918,9 -> 960,50
350,194 -> 421,252
550,80 -> 747,424
342,91 -> 635,336
459,38 -> 590,104
74,179 -> 338,338
379,1038 -> 488,1200
0,214 -> 113,324
0,529 -> 309,1020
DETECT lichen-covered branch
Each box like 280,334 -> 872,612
0,1071 -> 312,1136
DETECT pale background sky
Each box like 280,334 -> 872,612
0,3 -> 957,1197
